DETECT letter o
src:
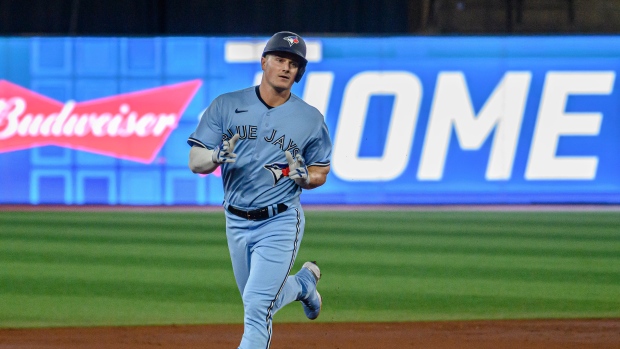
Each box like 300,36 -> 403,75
332,71 -> 422,181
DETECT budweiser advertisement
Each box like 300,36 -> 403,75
0,79 -> 202,163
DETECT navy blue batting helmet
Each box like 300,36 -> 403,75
262,31 -> 308,83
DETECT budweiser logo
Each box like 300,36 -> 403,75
0,79 -> 201,163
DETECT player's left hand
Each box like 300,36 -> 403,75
285,151 -> 310,186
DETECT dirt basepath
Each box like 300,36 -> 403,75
1,319 -> 618,349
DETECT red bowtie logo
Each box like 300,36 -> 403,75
0,79 -> 201,163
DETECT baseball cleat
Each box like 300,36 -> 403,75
299,261 -> 322,320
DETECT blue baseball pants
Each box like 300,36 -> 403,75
225,205 -> 308,349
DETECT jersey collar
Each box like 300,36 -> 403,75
255,85 -> 291,110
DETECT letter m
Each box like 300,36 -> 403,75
417,72 -> 531,181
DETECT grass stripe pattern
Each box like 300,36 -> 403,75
0,210 -> 618,328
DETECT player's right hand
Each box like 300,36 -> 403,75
212,133 -> 240,164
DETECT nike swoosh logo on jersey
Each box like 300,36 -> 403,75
235,108 -> 248,113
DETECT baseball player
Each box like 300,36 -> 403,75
187,31 -> 332,349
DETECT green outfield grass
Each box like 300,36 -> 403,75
0,209 -> 619,328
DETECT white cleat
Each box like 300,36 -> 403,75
299,261 -> 322,320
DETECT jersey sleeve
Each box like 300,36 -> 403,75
303,120 -> 332,167
187,97 -> 223,149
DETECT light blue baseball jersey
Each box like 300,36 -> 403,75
188,86 -> 332,209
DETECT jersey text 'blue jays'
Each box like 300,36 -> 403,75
188,86 -> 332,208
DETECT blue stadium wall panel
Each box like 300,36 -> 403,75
1,36 -> 619,205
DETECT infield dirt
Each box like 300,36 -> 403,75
1,319 -> 619,349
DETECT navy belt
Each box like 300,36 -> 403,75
226,203 -> 288,221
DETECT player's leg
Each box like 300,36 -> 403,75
269,207 -> 321,319
225,211 -> 253,297
238,207 -> 305,349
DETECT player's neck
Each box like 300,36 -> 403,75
258,83 -> 291,108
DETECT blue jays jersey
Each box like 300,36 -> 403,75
188,86 -> 332,209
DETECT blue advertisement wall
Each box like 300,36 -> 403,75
0,36 -> 619,205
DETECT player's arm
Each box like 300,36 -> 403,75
189,134 -> 240,174
189,146 -> 218,174
305,165 -> 330,190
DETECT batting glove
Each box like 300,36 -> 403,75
212,133 -> 240,164
285,150 -> 310,186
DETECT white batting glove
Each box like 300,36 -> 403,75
212,134 -> 240,164
285,150 -> 310,186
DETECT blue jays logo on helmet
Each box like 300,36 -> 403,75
264,162 -> 290,185
283,36 -> 300,47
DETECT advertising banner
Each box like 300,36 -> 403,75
1,36 -> 619,204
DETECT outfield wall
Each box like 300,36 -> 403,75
1,36 -> 619,205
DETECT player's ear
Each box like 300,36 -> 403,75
261,56 -> 267,71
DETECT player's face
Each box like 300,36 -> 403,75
261,53 -> 300,92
